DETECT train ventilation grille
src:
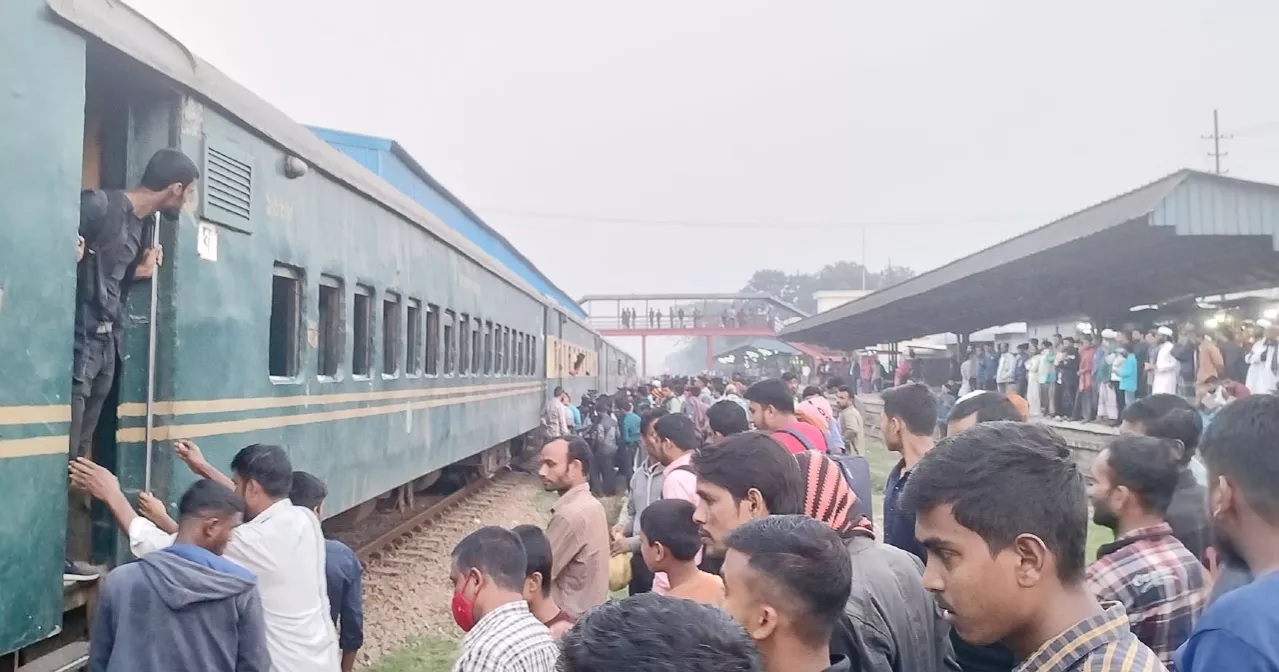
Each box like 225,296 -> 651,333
201,141 -> 254,230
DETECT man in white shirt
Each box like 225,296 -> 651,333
71,442 -> 340,672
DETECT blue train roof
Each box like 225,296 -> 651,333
308,126 -> 586,318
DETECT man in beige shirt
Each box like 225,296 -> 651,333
539,437 -> 610,617
835,386 -> 864,455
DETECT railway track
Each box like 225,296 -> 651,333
350,470 -> 513,564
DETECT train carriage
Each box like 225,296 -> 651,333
0,0 -> 632,664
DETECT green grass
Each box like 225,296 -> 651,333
862,437 -> 1112,559
367,635 -> 459,672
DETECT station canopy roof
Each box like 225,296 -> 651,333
780,170 -> 1279,351
712,338 -> 848,362
713,338 -> 800,360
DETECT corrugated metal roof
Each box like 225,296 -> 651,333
780,170 -> 1279,350
308,127 -> 586,318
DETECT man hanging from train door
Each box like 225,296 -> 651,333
66,149 -> 199,581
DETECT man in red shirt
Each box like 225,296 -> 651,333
744,379 -> 828,453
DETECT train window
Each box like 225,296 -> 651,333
406,299 -> 422,375
495,324 -> 504,374
515,331 -> 524,376
504,327 -> 513,375
353,285 -> 373,377
459,313 -> 472,375
530,336 -> 538,376
268,264 -> 302,379
443,309 -> 457,374
471,318 -> 482,374
484,320 -> 494,374
425,303 -> 440,375
382,292 -> 401,377
317,276 -> 343,379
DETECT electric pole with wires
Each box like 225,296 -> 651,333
1203,109 -> 1232,174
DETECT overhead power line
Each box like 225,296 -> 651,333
475,207 -> 1038,230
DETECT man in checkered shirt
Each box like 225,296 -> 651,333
1086,435 -> 1208,665
449,527 -> 558,672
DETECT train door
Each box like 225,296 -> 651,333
77,44 -> 181,566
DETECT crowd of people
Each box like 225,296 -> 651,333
63,359 -> 1279,671
944,321 -> 1278,426
614,303 -> 779,330
463,367 -> 1279,672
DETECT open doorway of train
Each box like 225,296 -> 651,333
72,41 -> 178,563
8,39 -> 183,671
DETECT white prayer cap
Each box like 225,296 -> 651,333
1100,329 -> 1117,339
1157,326 -> 1174,337
1259,319 -> 1274,329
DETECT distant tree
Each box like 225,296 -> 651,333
662,261 -> 917,372
740,261 -> 916,314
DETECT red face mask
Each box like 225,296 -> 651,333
452,575 -> 479,632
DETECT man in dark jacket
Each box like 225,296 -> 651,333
89,480 -> 269,672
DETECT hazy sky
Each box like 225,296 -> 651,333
129,0 -> 1279,303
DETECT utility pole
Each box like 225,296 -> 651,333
861,226 -> 867,290
1203,109 -> 1232,174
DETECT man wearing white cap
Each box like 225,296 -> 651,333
1150,326 -> 1180,396
1096,329 -> 1120,422
1245,319 -> 1279,394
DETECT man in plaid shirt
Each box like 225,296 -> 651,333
1087,435 -> 1208,665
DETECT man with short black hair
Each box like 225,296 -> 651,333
1086,436 -> 1207,664
511,524 -> 574,638
538,437 -> 609,617
879,382 -> 937,562
558,593 -> 763,672
66,149 -> 199,579
449,527 -> 558,672
692,432 -> 806,557
89,480 -> 268,672
614,408 -> 668,595
175,441 -> 339,670
782,371 -> 800,400
708,398 -> 750,442
722,516 -> 854,672
1178,395 -> 1279,671
1120,395 -> 1212,562
745,378 -> 828,453
290,472 -> 363,672
903,422 -> 1163,671
945,390 -> 1022,436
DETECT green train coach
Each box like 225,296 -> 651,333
0,0 -> 634,662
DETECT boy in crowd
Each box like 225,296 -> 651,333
512,524 -> 576,638
640,499 -> 724,605
903,422 -> 1163,671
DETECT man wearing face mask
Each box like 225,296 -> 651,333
1085,436 -> 1207,665
449,527 -> 558,672
1178,395 -> 1279,671
88,480 -> 268,672
65,149 -> 198,580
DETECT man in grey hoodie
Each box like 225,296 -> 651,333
89,480 -> 269,672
